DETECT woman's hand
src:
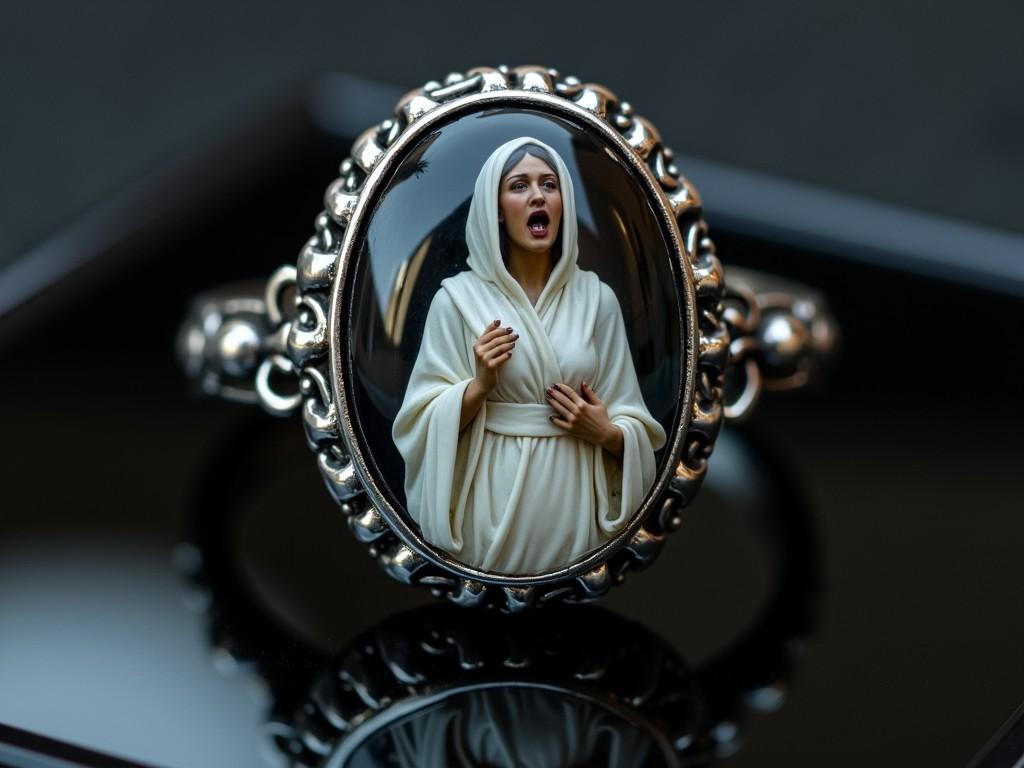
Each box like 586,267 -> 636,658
546,381 -> 624,457
460,319 -> 517,431
472,319 -> 518,393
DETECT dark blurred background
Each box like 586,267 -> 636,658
1,3 -> 1023,768
2,0 -> 1022,266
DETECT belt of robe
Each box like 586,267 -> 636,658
484,402 -> 565,438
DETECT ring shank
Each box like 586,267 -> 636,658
720,267 -> 838,419
178,266 -> 837,421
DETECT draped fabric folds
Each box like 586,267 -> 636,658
393,137 -> 665,575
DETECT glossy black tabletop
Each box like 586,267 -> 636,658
1,88 -> 1022,768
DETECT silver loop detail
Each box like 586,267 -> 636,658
722,267 -> 838,420
179,266 -> 305,413
722,284 -> 761,336
177,287 -> 270,405
724,358 -> 762,421
255,354 -> 302,416
265,265 -> 297,327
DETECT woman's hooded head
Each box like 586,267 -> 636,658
465,137 -> 579,312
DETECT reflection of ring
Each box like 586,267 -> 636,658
289,606 -> 706,767
177,65 -> 837,609
178,423 -> 820,765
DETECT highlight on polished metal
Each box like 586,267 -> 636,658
178,65 -> 836,610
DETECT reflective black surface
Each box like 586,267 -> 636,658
1,89 -> 1023,768
175,415 -> 816,767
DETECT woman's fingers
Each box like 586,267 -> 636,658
480,329 -> 518,353
546,383 -> 579,415
478,322 -> 510,345
552,382 -> 582,407
473,321 -> 516,372
546,382 -> 614,446
581,380 -> 602,405
484,341 -> 515,364
546,390 -> 573,420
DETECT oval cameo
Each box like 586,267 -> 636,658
342,103 -> 686,578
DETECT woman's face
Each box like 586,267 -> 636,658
498,153 -> 563,257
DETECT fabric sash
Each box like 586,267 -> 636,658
484,402 -> 565,438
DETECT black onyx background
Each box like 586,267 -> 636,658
348,107 -> 682,513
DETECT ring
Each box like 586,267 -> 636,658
178,65 -> 837,610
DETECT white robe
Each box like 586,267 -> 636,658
392,137 -> 666,575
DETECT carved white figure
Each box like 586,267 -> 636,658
393,137 -> 666,575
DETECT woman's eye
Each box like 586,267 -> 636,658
544,181 -> 557,190
512,182 -> 527,191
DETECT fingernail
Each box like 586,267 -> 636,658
549,415 -> 555,422
506,327 -> 513,333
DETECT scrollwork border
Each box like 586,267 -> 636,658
284,66 -> 726,610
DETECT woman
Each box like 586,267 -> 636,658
393,136 -> 665,575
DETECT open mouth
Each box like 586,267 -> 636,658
527,210 -> 550,238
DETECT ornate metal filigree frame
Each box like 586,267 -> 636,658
278,66 -> 729,611
179,66 -> 734,610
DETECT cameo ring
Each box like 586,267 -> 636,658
179,65 -> 836,610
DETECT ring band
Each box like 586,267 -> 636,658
179,267 -> 835,417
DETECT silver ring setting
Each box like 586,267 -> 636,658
179,65 -> 836,610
